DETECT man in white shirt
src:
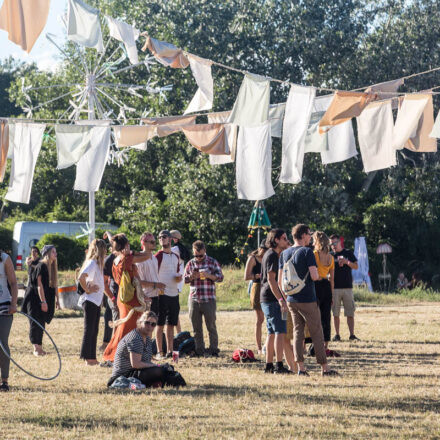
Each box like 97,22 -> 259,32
155,230 -> 182,358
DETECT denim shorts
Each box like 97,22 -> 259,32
261,301 -> 286,335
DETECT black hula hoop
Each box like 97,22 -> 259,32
0,310 -> 62,381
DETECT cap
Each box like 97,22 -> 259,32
170,230 -> 182,240
158,230 -> 171,238
259,239 -> 267,249
41,244 -> 55,257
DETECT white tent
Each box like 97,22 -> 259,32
352,236 -> 373,291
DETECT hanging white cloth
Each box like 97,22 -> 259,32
236,121 -> 274,200
5,122 -> 45,204
392,94 -> 429,150
207,110 -> 237,165
73,126 -> 110,192
228,73 -> 270,126
308,95 -> 357,164
352,237 -> 373,291
142,36 -> 189,68
430,110 -> 440,139
269,103 -> 286,138
184,54 -> 214,114
356,100 -> 396,173
55,125 -> 95,169
106,16 -> 140,64
366,78 -> 404,101
279,85 -> 316,184
67,0 -> 104,52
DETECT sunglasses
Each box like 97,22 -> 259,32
145,321 -> 157,327
195,255 -> 205,259
159,236 -> 168,239
331,242 -> 338,246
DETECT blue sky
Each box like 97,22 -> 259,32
0,0 -> 67,71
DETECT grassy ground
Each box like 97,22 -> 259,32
2,300 -> 440,439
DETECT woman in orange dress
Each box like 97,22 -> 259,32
103,234 -> 151,363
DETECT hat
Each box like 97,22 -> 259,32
41,244 -> 55,257
158,230 -> 171,238
259,239 -> 267,249
170,230 -> 182,240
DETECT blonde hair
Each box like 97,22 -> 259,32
42,251 -> 58,289
313,231 -> 331,253
80,239 -> 107,273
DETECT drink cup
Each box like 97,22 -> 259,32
172,351 -> 180,363
281,310 -> 288,321
199,270 -> 206,280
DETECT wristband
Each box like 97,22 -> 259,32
278,297 -> 285,303
41,301 -> 47,304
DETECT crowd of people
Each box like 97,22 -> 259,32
0,223 -> 362,391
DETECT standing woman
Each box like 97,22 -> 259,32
22,244 -> 59,356
103,233 -> 151,363
25,246 -> 41,280
0,250 -> 18,391
244,240 -> 267,353
78,239 -> 107,366
312,231 -> 335,352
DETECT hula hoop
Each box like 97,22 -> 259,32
0,311 -> 62,381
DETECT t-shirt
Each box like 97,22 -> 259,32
332,249 -> 357,289
104,254 -> 118,297
260,249 -> 280,303
78,259 -> 105,307
279,246 -> 317,303
171,246 -> 184,292
112,329 -> 153,378
156,251 -> 180,297
136,256 -> 160,298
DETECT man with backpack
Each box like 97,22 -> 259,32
279,224 -> 338,376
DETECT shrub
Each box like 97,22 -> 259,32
0,224 -> 13,255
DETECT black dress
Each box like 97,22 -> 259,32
22,262 -> 55,345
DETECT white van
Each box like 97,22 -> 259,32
12,221 -> 117,269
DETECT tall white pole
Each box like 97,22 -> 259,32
87,73 -> 96,244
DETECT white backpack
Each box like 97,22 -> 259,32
281,248 -> 309,296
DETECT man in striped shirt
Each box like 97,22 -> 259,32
184,240 -> 223,357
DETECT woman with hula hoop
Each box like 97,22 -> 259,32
0,249 -> 18,392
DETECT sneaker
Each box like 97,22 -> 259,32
326,349 -> 341,358
165,352 -> 173,359
322,369 -> 339,376
298,370 -> 310,376
155,352 -> 166,360
273,365 -> 292,374
263,364 -> 274,374
349,334 -> 360,341
0,381 -> 9,392
332,334 -> 341,342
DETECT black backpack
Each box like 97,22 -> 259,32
173,331 -> 191,350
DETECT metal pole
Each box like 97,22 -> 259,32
87,73 -> 96,244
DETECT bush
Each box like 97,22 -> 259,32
0,224 -> 13,255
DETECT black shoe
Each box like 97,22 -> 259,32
332,334 -> 341,342
263,364 -> 274,374
322,369 -> 339,377
298,370 -> 310,376
349,334 -> 360,341
273,365 -> 292,374
0,381 -> 9,392
307,344 -> 315,356
165,352 -> 173,358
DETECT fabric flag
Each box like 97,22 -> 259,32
181,124 -> 228,155
207,111 -> 237,165
236,121 -> 274,201
430,109 -> 440,139
67,0 -> 104,52
228,73 -> 270,126
5,122 -> 45,204
141,115 -> 196,137
142,36 -> 189,68
319,91 -> 374,133
106,16 -> 140,64
404,94 -> 436,152
392,94 -> 429,150
306,95 -> 357,164
0,0 -> 50,53
74,126 -> 110,192
280,85 -> 316,184
184,54 -> 214,114
113,125 -> 156,150
366,77 -> 404,101
356,100 -> 396,173
269,103 -> 286,138
0,120 -> 9,182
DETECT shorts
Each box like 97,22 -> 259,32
261,301 -> 286,335
150,297 -> 159,316
332,288 -> 356,317
158,295 -> 180,326
250,282 -> 261,311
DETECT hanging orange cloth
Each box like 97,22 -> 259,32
0,120 -> 9,182
0,0 -> 50,53
141,36 -> 189,68
181,123 -> 228,155
318,91 -> 375,133
141,114 -> 196,137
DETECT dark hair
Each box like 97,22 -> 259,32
192,240 -> 206,251
31,246 -> 40,255
266,229 -> 286,249
330,234 -> 340,240
111,233 -> 129,252
292,224 -> 310,240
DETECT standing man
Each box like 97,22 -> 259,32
184,240 -> 223,357
260,228 -> 294,374
136,232 -> 165,316
155,230 -> 182,358
330,234 -> 359,341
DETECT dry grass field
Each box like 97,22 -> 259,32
1,301 -> 440,439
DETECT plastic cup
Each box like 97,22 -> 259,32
172,351 -> 180,363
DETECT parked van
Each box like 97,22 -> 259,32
12,221 -> 117,269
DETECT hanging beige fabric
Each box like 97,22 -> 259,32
404,94 -> 437,152
142,115 -> 196,137
0,120 -> 9,182
113,125 -> 157,150
181,124 -> 228,155
318,91 -> 374,133
207,111 -> 237,164
0,0 -> 50,53
142,36 -> 189,68
366,78 -> 404,101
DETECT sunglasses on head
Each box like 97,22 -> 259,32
145,321 -> 157,327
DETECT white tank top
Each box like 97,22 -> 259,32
0,252 -> 11,303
